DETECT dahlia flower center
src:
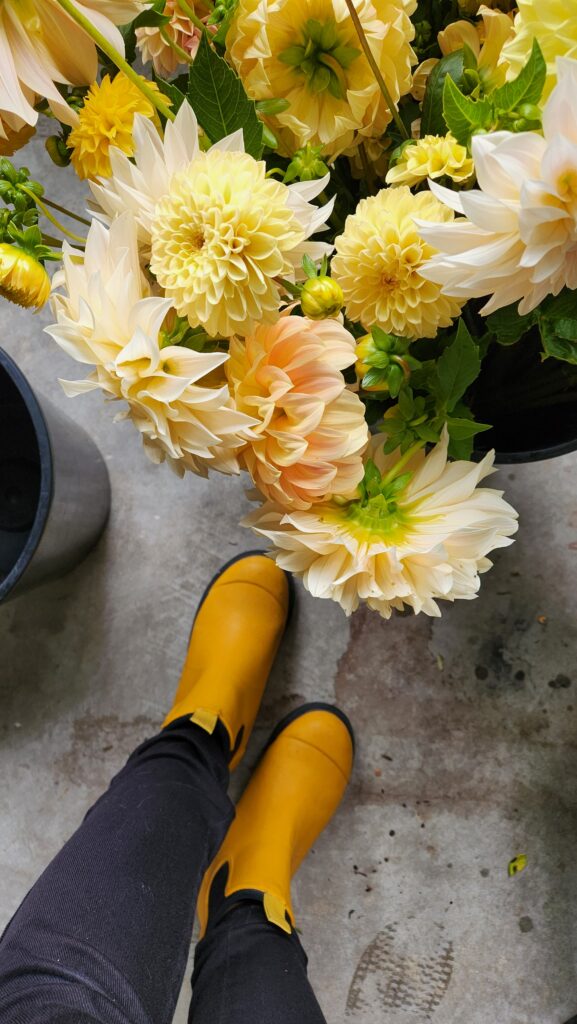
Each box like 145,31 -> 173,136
278,19 -> 360,99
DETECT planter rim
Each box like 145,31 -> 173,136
477,434 -> 577,465
0,348 -> 53,602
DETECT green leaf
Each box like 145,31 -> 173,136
187,34 -> 263,158
302,253 -> 317,279
421,49 -> 466,137
362,368 -> 388,389
486,302 -> 536,346
435,319 -> 481,410
492,39 -> 546,115
446,416 -> 491,439
155,75 -> 187,114
442,74 -> 492,146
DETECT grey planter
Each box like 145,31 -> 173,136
0,347 -> 111,603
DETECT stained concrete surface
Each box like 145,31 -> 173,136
2,123 -> 577,1024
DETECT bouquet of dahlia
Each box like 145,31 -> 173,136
2,0 -> 577,618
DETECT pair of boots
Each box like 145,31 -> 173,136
163,551 -> 354,937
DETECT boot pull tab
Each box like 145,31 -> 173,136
263,892 -> 292,934
189,708 -> 219,735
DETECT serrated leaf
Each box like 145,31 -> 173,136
442,74 -> 492,146
492,39 -> 546,114
435,319 -> 481,410
421,49 -> 466,137
187,34 -> 263,158
447,416 -> 492,439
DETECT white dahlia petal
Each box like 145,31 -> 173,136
46,214 -> 257,477
245,430 -> 518,619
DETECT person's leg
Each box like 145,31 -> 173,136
190,704 -> 354,1024
0,553 -> 291,1024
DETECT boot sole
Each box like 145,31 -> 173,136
192,548 -> 296,636
264,701 -> 356,756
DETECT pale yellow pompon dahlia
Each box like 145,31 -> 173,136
0,0 -> 143,130
149,146 -> 334,338
502,0 -> 577,102
245,430 -> 519,618
0,244 -> 51,309
46,214 -> 257,477
68,74 -> 167,181
332,186 -> 463,339
227,312 -> 369,509
90,100 -> 334,289
226,0 -> 417,158
386,134 -> 474,187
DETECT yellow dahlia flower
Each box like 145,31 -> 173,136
332,186 -> 463,339
386,134 -> 474,187
502,0 -> 577,101
0,244 -> 51,309
136,0 -> 209,75
0,0 -> 143,130
150,145 -> 333,338
227,312 -> 369,508
226,0 -> 417,157
46,215 -> 257,477
68,73 -> 165,181
246,430 -> 518,618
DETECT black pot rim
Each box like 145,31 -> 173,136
476,435 -> 577,465
0,349 -> 53,602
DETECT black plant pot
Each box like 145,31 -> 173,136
0,348 -> 111,603
472,329 -> 577,464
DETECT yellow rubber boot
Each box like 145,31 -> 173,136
163,551 -> 291,770
197,704 -> 354,935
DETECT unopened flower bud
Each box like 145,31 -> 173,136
0,244 -> 51,309
284,143 -> 329,183
355,333 -> 379,378
300,276 -> 343,319
45,136 -> 71,167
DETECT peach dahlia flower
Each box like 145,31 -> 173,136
227,313 -> 369,509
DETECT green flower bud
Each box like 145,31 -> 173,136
517,103 -> 542,123
284,143 -> 329,183
45,136 -> 71,167
300,276 -> 343,319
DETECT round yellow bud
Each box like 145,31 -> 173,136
300,276 -> 344,320
0,244 -> 51,309
355,334 -> 378,379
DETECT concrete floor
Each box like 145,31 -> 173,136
2,123 -> 577,1024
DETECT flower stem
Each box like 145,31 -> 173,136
41,197 -> 91,227
277,276 -> 302,298
19,186 -> 86,243
160,26 -> 192,62
52,0 -> 175,121
176,0 -> 209,36
381,440 -> 424,487
342,0 -> 409,141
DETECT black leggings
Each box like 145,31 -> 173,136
0,719 -> 327,1024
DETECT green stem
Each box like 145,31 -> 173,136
266,167 -> 286,178
381,440 -> 424,486
277,276 -> 302,298
160,26 -> 192,62
52,0 -> 175,121
41,197 -> 91,227
20,186 -> 86,243
341,0 -> 409,141
176,0 -> 209,36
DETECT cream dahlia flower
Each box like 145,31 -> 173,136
227,313 -> 369,508
332,186 -> 463,339
226,0 -> 417,157
0,0 -> 143,130
46,215 -> 256,477
502,0 -> 577,102
90,100 -> 333,336
246,430 -> 518,618
420,58 -> 577,315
